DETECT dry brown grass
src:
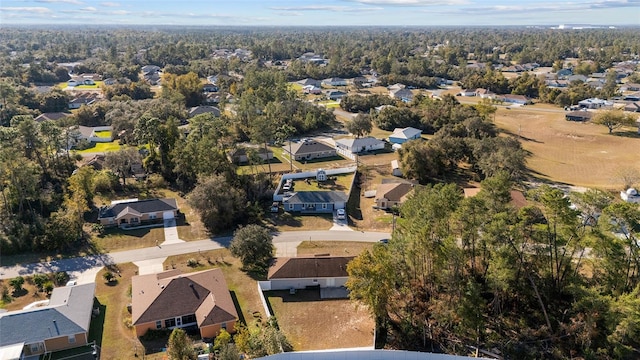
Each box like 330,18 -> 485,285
495,106 -> 640,189
0,278 -> 48,311
347,165 -> 395,232
267,212 -> 334,232
266,290 -> 374,350
92,227 -> 165,253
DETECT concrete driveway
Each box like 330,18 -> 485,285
330,210 -> 352,231
134,258 -> 167,275
163,218 -> 183,245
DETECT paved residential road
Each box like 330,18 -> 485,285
0,231 -> 390,279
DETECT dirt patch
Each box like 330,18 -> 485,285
266,289 -> 374,350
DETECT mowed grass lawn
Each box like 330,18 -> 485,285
265,289 -> 374,350
495,106 -> 640,189
75,140 -> 126,154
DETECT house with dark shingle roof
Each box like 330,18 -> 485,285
283,191 -> 348,214
284,139 -> 337,162
131,269 -> 238,338
98,198 -> 178,228
267,256 -> 354,291
0,283 -> 95,358
34,112 -> 71,122
188,106 -> 220,118
374,183 -> 414,210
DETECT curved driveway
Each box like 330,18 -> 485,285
0,231 -> 390,279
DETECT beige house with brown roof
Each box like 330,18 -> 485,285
463,188 -> 528,209
267,256 -> 354,291
131,269 -> 238,339
374,183 -> 414,210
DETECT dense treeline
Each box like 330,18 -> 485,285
348,177 -> 640,359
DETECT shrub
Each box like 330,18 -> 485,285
54,271 -> 70,286
33,274 -> 49,292
146,174 -> 167,188
187,258 -> 199,267
43,281 -> 54,295
91,223 -> 105,236
103,271 -> 115,283
9,276 -> 24,293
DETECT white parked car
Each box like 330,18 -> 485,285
336,209 -> 346,220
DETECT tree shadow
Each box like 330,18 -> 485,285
11,288 -> 28,297
612,130 -> 640,139
501,128 -> 544,143
347,184 -> 364,221
88,298 -> 106,347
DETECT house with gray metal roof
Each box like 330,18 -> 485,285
283,191 -> 348,214
335,136 -> 386,155
0,283 -> 95,358
98,198 -> 178,228
284,139 -> 337,162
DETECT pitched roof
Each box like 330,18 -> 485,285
335,136 -> 385,149
98,198 -> 178,219
390,127 -> 422,140
288,140 -> 334,156
390,88 -> 413,99
285,191 -> 348,205
0,283 -> 95,347
463,188 -> 528,209
189,106 -> 220,118
34,112 -> 70,122
375,183 -> 414,202
132,269 -> 237,327
268,256 -> 354,279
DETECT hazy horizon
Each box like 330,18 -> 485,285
1,0 -> 638,27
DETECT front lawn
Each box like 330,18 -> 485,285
266,212 -> 334,232
75,141 -> 126,154
91,227 -> 165,253
93,130 -> 112,138
284,173 -> 354,193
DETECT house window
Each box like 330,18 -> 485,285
312,279 -> 318,283
165,318 -> 176,328
322,204 -> 327,209
221,322 -> 227,330
182,314 -> 197,324
68,335 -> 76,344
30,343 -> 43,353
156,320 -> 162,329
176,317 -> 182,327
288,204 -> 293,210
149,213 -> 157,220
131,217 -> 139,223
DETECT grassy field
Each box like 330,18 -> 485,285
266,212 -> 334,232
296,241 -> 374,257
495,105 -> 640,189
285,173 -> 354,193
265,290 -> 374,350
58,81 -> 104,89
92,227 -> 165,253
75,141 -> 125,154
94,130 -> 112,138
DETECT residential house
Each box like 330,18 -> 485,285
390,88 -> 414,102
132,269 -> 238,338
0,283 -> 96,359
298,53 -> 326,65
621,83 -> 640,92
98,198 -> 178,228
296,78 -> 321,87
322,77 -> 347,87
34,112 -> 70,122
267,256 -> 354,292
567,74 -> 588,83
387,83 -> 406,92
228,145 -> 274,164
302,85 -> 322,94
459,89 -> 477,96
335,137 -> 385,157
556,68 -> 573,78
463,188 -> 528,209
375,104 -> 395,112
500,94 -> 529,105
389,127 -> 422,144
475,88 -> 496,99
103,78 -> 116,85
578,98 -> 613,109
188,106 -> 221,118
143,72 -> 162,85
141,65 -> 161,75
68,93 -> 99,109
73,125 -> 112,143
620,188 -> 640,203
351,77 -> 368,87
202,84 -> 218,93
325,90 -> 347,101
565,111 -> 594,122
624,102 -> 640,112
545,79 -> 569,88
284,139 -> 337,161
283,191 -> 348,213
206,75 -> 219,85
374,182 -> 414,210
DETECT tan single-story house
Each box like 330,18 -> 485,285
0,283 -> 96,358
374,182 -> 414,210
463,188 -> 528,209
267,256 -> 354,291
132,269 -> 238,339
284,139 -> 337,161
98,198 -> 178,228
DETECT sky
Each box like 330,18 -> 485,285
0,0 -> 639,27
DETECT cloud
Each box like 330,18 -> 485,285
99,2 -> 120,7
277,11 -> 304,16
0,6 -> 53,14
346,0 -> 468,5
444,0 -> 639,14
35,0 -> 84,4
270,5 -> 382,12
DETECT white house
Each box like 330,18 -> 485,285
578,98 -> 614,109
267,256 -> 353,292
459,89 -> 477,96
322,77 -> 347,86
389,127 -> 422,144
335,136 -> 385,159
620,188 -> 640,203
302,85 -> 322,94
391,160 -> 402,177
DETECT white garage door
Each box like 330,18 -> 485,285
163,211 -> 175,220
